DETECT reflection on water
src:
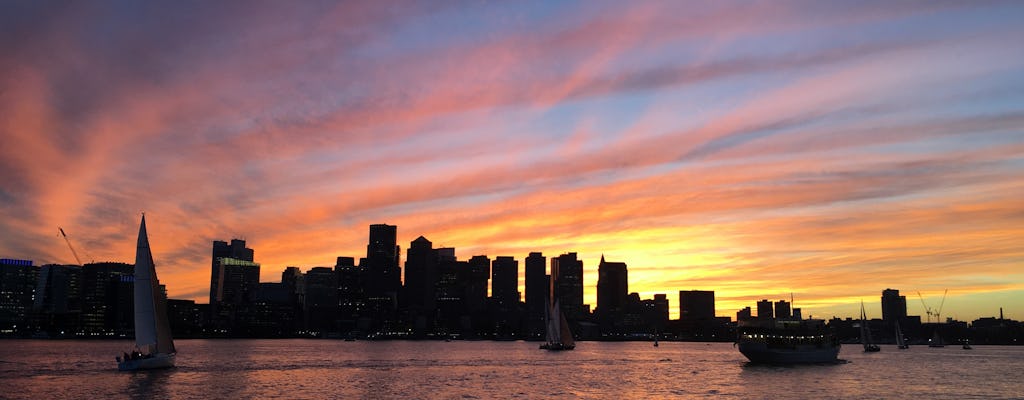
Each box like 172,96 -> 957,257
1,340 -> 1022,399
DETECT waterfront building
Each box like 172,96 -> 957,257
524,252 -> 547,337
34,264 -> 82,334
774,300 -> 791,319
0,259 -> 38,334
80,262 -> 134,335
552,253 -> 584,322
210,239 -> 254,305
304,267 -> 338,334
212,257 -> 260,332
404,236 -> 438,330
679,290 -> 715,321
882,288 -> 907,322
596,256 -> 628,318
757,299 -> 774,320
364,224 -> 401,317
737,306 -> 752,321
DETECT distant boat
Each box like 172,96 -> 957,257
896,321 -> 909,349
928,331 -> 945,348
654,335 -> 659,347
962,339 -> 972,350
860,301 -> 880,352
736,320 -> 840,364
116,215 -> 176,371
540,298 -> 575,351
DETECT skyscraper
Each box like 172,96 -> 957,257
465,255 -> 490,313
404,236 -> 437,330
757,299 -> 773,320
552,253 -> 584,321
881,288 -> 907,322
212,257 -> 260,330
524,252 -> 547,337
596,255 -> 628,317
491,256 -> 518,305
210,239 -> 254,305
679,290 -> 715,321
774,300 -> 791,319
364,224 -> 401,315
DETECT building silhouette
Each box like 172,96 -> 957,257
404,236 -> 438,334
34,264 -> 82,335
774,300 -> 791,319
679,290 -> 715,321
80,262 -> 134,335
303,266 -> 338,334
0,259 -> 38,335
736,306 -> 752,321
881,288 -> 907,322
596,255 -> 628,318
524,252 -> 547,338
364,224 -> 401,320
756,299 -> 773,320
211,256 -> 260,332
491,256 -> 518,305
490,256 -> 519,337
210,239 -> 254,305
552,253 -> 584,323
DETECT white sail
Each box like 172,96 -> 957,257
132,215 -> 175,355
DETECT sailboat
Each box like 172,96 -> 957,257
860,301 -> 880,352
896,321 -> 909,349
116,215 -> 176,371
540,298 -> 575,351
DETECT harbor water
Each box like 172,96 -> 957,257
1,340 -> 1021,399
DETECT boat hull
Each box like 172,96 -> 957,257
118,353 -> 175,371
738,342 -> 840,364
539,343 -> 575,351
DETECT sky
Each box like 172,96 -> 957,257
2,1 -> 1023,321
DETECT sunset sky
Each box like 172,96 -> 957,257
2,1 -> 1022,321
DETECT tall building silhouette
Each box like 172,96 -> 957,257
364,224 -> 401,315
465,255 -> 490,314
774,300 -> 791,319
524,252 -> 547,337
211,257 -> 260,331
552,253 -> 584,322
210,239 -> 254,305
596,255 -> 628,317
881,288 -> 907,322
491,256 -> 518,305
679,290 -> 715,321
757,299 -> 774,320
304,266 -> 338,334
490,256 -> 519,337
404,236 -> 437,332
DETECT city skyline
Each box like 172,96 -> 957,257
2,2 -> 1023,322
3,222 -> 1013,323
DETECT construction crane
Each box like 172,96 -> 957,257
935,289 -> 948,323
917,290 -> 948,323
58,227 -> 83,265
